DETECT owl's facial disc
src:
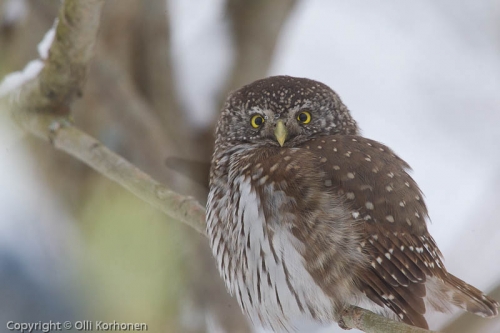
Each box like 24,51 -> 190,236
218,76 -> 359,150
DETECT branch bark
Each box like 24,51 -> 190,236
11,0 -> 105,113
1,1 -> 439,332
341,306 -> 439,333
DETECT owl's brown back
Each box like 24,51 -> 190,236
299,135 -> 500,328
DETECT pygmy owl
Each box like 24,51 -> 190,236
206,75 -> 499,331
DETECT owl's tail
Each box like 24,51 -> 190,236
427,273 -> 499,318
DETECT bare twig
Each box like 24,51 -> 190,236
341,306 -> 440,333
0,1 -> 439,332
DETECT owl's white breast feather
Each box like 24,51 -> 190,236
208,175 -> 335,331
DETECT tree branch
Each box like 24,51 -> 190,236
0,1 -> 438,332
11,109 -> 206,235
341,306 -> 440,333
10,0 -> 105,113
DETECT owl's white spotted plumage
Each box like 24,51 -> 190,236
207,76 -> 499,331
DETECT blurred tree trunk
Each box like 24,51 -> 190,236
225,0 -> 297,92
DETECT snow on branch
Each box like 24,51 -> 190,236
0,1 -> 438,332
2,0 -> 104,112
0,19 -> 56,97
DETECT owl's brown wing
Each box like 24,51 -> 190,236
299,135 -> 448,328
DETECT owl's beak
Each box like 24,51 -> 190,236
274,119 -> 288,147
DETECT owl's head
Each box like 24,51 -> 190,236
216,76 -> 359,150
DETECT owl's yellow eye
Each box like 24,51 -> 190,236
297,111 -> 311,124
251,115 -> 265,128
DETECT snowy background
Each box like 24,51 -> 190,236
1,0 -> 500,332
